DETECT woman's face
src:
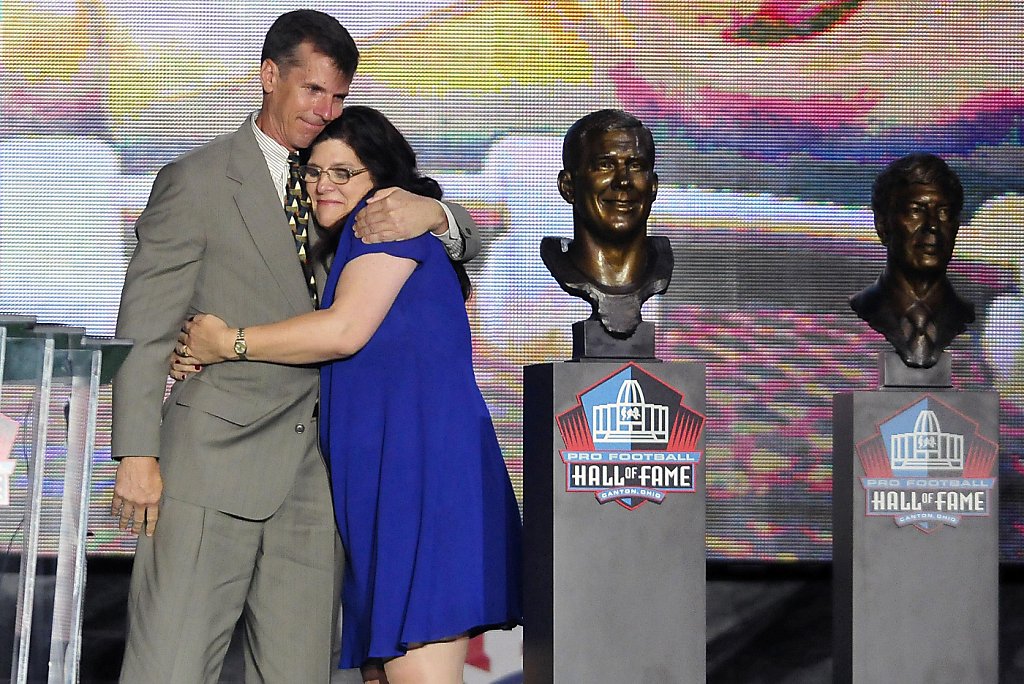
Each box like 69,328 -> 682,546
305,138 -> 375,229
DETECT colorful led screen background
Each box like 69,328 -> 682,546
1,0 -> 1022,561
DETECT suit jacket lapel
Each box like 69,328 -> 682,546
226,121 -> 313,316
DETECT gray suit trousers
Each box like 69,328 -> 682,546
119,441 -> 335,684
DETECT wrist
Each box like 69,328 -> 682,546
429,199 -> 451,236
228,327 -> 246,361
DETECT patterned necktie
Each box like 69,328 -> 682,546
901,302 -> 936,362
285,153 -> 318,307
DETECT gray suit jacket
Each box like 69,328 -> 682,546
112,119 -> 481,519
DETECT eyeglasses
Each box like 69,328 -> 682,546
297,165 -> 369,185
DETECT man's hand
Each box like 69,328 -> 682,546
111,456 -> 163,537
169,317 -> 204,381
353,187 -> 447,243
170,349 -> 202,381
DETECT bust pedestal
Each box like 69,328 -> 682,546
832,353 -> 999,683
523,360 -> 706,682
571,320 -> 656,361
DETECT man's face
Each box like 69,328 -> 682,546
877,181 -> 959,276
258,42 -> 351,151
559,128 -> 658,244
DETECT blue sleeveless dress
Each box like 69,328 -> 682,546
318,201 -> 522,668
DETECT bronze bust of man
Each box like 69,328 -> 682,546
850,152 -> 975,368
541,109 -> 673,339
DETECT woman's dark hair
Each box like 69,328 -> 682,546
310,106 -> 470,300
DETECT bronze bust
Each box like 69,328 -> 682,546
850,153 -> 975,368
541,109 -> 672,340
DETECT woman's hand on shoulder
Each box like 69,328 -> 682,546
354,187 -> 446,243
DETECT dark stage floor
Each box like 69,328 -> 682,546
1,559 -> 1020,682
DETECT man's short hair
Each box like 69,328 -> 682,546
562,109 -> 655,172
871,152 -> 964,218
261,10 -> 359,79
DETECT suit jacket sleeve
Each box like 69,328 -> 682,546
441,200 -> 482,263
111,161 -> 205,458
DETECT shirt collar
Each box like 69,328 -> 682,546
250,111 -> 292,169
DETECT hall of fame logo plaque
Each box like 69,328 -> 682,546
856,395 -> 998,533
555,363 -> 705,510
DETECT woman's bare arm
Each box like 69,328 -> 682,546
182,252 -> 416,365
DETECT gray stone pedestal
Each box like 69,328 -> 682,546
833,353 -> 999,684
523,361 -> 706,683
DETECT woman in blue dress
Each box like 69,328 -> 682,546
180,106 -> 522,683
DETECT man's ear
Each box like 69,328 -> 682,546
651,172 -> 659,202
557,169 -> 575,204
874,214 -> 889,245
259,58 -> 279,95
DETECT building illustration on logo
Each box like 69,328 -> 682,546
556,363 -> 705,510
889,410 -> 964,472
592,380 -> 669,444
856,395 -> 998,533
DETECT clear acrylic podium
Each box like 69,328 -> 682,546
1,317 -> 130,683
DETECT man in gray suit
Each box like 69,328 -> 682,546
109,11 -> 480,683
